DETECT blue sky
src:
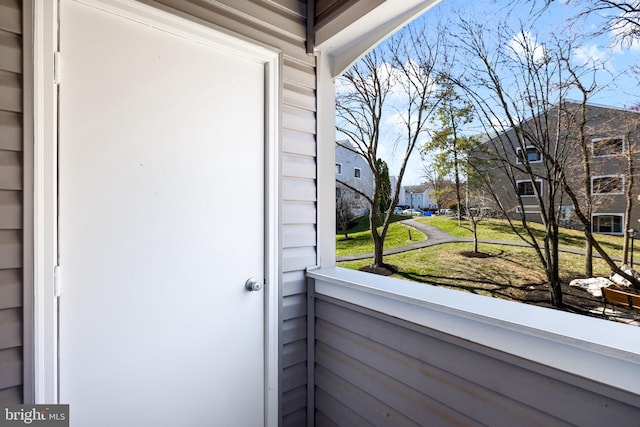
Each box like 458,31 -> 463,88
377,0 -> 640,185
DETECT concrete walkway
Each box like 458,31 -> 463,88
336,218 -> 618,262
337,219 -> 469,262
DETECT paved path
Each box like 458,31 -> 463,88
336,219 -> 620,262
337,219 -> 466,262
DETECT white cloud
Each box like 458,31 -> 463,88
574,44 -> 607,65
508,31 -> 547,64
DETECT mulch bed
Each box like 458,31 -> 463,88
359,259 -> 640,324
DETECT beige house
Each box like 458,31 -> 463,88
1,2 -> 639,426
476,102 -> 640,235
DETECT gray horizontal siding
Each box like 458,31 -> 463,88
314,294 -> 640,426
0,31 -> 21,74
149,1 -> 316,424
0,0 -> 21,404
0,70 -> 21,113
0,111 -> 22,151
0,1 -> 21,35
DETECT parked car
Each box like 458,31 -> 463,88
403,208 -> 423,216
393,207 -> 403,214
439,208 -> 453,215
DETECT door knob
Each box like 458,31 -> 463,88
245,278 -> 263,292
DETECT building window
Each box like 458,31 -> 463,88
592,175 -> 624,195
592,137 -> 624,157
516,146 -> 542,164
354,168 -> 361,179
592,214 -> 623,234
516,179 -> 542,197
336,163 -> 342,175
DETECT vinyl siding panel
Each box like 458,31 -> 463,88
283,224 -> 316,248
283,154 -> 316,180
314,295 -> 640,426
0,0 -> 21,403
284,82 -> 316,112
0,191 -> 20,229
282,360 -> 306,392
283,339 -> 307,368
0,31 -> 21,74
0,348 -> 22,390
0,111 -> 22,151
0,1 -> 21,35
284,105 -> 316,134
0,150 -> 21,190
283,129 -> 315,157
283,246 -> 316,273
0,386 -> 21,403
283,201 -> 316,225
0,269 -> 21,309
282,294 -> 307,320
282,270 -> 307,297
283,384 -> 307,418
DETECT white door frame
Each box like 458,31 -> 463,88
31,0 -> 280,424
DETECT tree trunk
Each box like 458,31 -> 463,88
585,239 -> 593,278
453,149 -> 463,226
548,277 -> 563,307
549,237 -> 563,307
623,140 -> 634,265
472,220 -> 479,253
623,232 -> 630,265
370,212 -> 384,267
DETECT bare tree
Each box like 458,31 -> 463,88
555,0 -> 640,47
557,44 -> 604,277
456,17 -> 640,301
336,23 -> 442,269
455,18 -> 576,307
465,187 -> 493,254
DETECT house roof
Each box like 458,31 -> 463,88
474,101 -> 640,148
404,184 -> 431,193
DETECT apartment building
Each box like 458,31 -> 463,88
474,102 -> 640,235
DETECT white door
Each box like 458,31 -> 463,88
57,1 -> 266,425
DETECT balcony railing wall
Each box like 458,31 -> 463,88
308,268 -> 640,426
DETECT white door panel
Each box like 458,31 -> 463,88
58,1 -> 265,425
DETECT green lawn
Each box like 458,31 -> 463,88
336,220 -> 425,257
417,216 -> 625,257
337,216 -> 632,313
338,242 -> 613,299
338,214 -> 411,235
